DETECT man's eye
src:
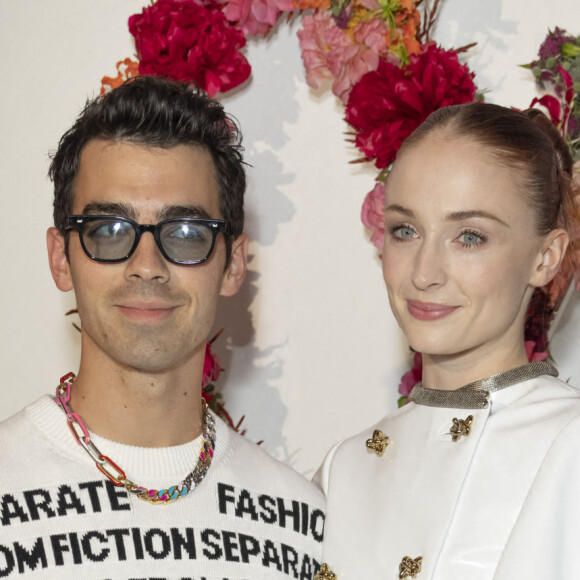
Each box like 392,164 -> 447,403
165,224 -> 211,243
86,221 -> 130,239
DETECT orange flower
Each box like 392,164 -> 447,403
396,6 -> 420,56
398,0 -> 417,10
292,0 -> 330,9
100,58 -> 140,95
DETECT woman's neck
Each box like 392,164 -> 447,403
420,341 -> 531,391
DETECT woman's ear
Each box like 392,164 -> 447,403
47,227 -> 74,292
220,233 -> 249,297
529,228 -> 569,288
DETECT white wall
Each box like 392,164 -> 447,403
1,0 -> 579,476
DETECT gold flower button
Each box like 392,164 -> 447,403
450,415 -> 474,442
314,563 -> 337,579
365,429 -> 389,456
399,555 -> 423,578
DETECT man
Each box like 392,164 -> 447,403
0,76 -> 324,579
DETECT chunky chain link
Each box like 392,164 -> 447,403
55,372 -> 216,504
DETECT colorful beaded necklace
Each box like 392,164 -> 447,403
55,372 -> 216,505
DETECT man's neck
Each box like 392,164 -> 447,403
67,359 -> 205,448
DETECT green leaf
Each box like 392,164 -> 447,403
562,42 -> 580,58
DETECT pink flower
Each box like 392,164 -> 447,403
298,14 -> 390,103
346,43 -> 477,168
328,19 -> 390,103
525,341 -> 548,363
361,181 -> 386,249
222,0 -> 293,36
297,12 -> 335,89
202,342 -> 222,389
129,0 -> 251,97
399,351 -> 422,396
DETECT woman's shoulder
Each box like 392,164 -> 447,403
313,404 -> 415,494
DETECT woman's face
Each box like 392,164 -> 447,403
382,133 -> 545,362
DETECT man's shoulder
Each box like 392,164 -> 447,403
214,417 -> 325,508
0,400 -> 35,450
0,396 -> 69,468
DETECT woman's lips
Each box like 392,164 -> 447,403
406,300 -> 459,321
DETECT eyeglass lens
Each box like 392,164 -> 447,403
81,218 -> 217,263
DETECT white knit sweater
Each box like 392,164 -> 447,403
0,396 -> 325,579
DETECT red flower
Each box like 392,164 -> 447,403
399,351 -> 422,397
345,44 -> 477,168
202,342 -> 222,389
129,0 -> 251,97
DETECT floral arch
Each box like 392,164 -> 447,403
100,0 -> 580,408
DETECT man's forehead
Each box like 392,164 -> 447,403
72,139 -> 221,218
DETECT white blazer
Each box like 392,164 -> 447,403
316,374 -> 580,579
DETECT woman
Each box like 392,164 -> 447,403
315,103 -> 580,579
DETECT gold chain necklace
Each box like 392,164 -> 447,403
55,372 -> 216,504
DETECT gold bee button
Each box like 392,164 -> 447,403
450,415 -> 474,442
365,429 -> 389,456
314,563 -> 337,579
399,555 -> 423,578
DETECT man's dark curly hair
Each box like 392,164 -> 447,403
49,76 -> 246,262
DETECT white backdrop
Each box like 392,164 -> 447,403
1,0 -> 579,476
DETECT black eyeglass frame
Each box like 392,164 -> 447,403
66,215 -> 229,265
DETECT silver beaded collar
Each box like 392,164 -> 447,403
408,361 -> 558,409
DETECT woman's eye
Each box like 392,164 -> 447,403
393,226 -> 417,240
458,231 -> 484,246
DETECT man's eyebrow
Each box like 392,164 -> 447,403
158,205 -> 212,220
446,210 -> 509,227
81,202 -> 136,219
79,203 -> 213,222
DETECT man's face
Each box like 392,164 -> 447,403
48,139 -> 247,375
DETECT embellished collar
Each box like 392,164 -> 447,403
408,361 -> 558,409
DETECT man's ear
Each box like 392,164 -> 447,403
47,227 -> 74,292
220,233 -> 248,297
529,228 -> 569,288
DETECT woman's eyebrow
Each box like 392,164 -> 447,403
385,204 -> 414,217
446,210 -> 509,227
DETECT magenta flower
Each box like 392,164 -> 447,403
346,43 -> 476,168
202,343 -> 222,389
399,351 -> 422,397
537,27 -> 576,59
129,0 -> 251,96
525,341 -> 548,363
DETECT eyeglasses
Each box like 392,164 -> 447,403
66,215 -> 228,265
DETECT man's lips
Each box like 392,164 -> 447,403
115,302 -> 180,322
406,300 -> 459,321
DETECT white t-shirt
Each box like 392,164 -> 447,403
0,396 -> 325,579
